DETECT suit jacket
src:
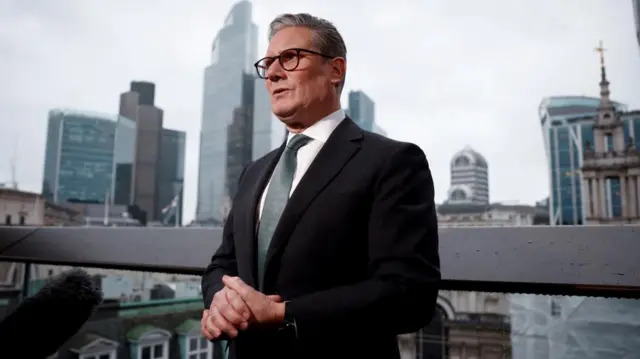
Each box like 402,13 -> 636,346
201,117 -> 440,359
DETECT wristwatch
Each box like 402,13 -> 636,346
279,301 -> 299,339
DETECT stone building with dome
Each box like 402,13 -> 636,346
437,146 -> 548,227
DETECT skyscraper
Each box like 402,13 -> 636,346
111,115 -> 136,206
348,90 -> 376,131
157,129 -> 186,225
118,81 -> 164,221
253,74 -> 284,159
346,89 -> 389,137
539,96 -> 640,225
225,73 -> 255,204
130,81 -> 155,106
633,0 -> 640,48
42,109 -> 116,203
196,1 -> 273,224
510,43 -> 640,359
445,146 -> 489,205
115,81 -> 185,224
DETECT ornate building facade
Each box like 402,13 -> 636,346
581,42 -> 640,224
398,292 -> 512,359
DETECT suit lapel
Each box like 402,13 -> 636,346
237,144 -> 283,288
263,118 -> 363,283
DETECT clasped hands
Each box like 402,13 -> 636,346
201,275 -> 286,340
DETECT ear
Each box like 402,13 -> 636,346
329,57 -> 346,87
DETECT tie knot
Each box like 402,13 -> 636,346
286,134 -> 311,152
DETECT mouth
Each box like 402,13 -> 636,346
273,88 -> 289,95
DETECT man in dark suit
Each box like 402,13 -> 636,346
201,12 -> 440,359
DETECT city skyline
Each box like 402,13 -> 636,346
0,2 -> 639,358
2,0 -> 640,223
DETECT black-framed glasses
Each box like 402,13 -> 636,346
253,48 -> 335,79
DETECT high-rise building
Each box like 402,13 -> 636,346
111,116 -> 136,206
42,84 -> 183,225
346,90 -> 389,137
225,73 -> 255,205
539,96 -> 640,225
512,45 -> 640,359
253,75 -> 284,158
347,90 -> 375,131
130,81 -> 156,106
445,146 -> 489,205
42,109 -> 116,203
633,0 -> 640,48
157,129 -> 186,225
514,94 -> 640,356
196,1 -> 274,224
118,81 -> 164,222
581,44 -> 640,224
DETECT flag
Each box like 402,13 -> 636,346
161,192 -> 181,226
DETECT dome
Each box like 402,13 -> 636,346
450,146 -> 488,168
447,184 -> 474,202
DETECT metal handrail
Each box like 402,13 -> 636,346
1,225 -> 639,298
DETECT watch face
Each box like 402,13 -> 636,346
278,319 -> 298,339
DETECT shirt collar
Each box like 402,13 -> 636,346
286,109 -> 345,144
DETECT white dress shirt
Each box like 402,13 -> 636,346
258,109 -> 345,219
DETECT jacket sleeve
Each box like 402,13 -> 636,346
201,166 -> 248,310
284,142 -> 441,339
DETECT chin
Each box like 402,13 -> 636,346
272,103 -> 299,121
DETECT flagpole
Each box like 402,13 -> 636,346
175,188 -> 181,228
175,203 -> 180,228
103,189 -> 109,226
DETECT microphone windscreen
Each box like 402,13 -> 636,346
0,268 -> 103,358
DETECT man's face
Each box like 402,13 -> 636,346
263,27 -> 342,123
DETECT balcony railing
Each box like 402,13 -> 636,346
1,225 -> 639,298
582,147 -> 640,166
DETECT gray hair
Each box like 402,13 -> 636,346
268,13 -> 347,94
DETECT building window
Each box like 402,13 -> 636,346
416,305 -> 448,359
605,133 -> 614,151
79,351 -> 116,359
139,342 -> 168,359
186,336 -> 213,359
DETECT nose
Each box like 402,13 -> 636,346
266,59 -> 286,82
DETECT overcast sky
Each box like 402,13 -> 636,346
1,0 -> 639,223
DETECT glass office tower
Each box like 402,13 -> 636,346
633,0 -> 640,48
196,1 -> 273,224
157,129 -> 186,225
539,96 -> 640,225
348,90 -> 376,132
42,109 -> 116,203
111,115 -> 136,206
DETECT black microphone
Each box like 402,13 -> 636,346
0,268 -> 103,358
